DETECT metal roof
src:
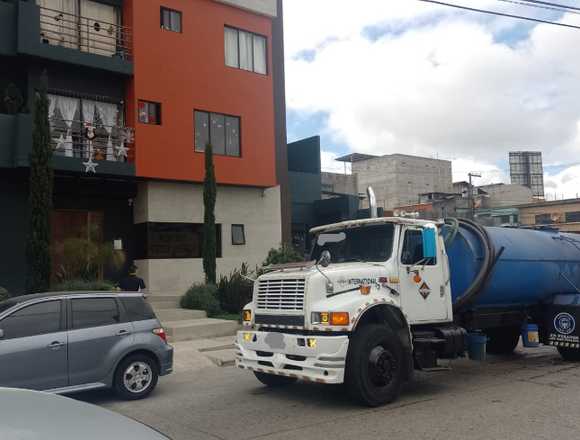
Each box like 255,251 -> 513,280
335,153 -> 379,163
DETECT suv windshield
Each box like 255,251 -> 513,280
311,224 -> 395,263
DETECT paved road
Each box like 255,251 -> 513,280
77,345 -> 580,440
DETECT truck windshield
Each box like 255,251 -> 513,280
311,224 -> 394,263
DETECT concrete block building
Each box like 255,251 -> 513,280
337,153 -> 453,210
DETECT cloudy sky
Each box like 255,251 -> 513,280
282,0 -> 580,200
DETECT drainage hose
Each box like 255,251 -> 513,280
443,218 -> 495,313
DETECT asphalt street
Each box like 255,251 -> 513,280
77,345 -> 580,440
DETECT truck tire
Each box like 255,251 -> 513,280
486,327 -> 520,354
345,324 -> 404,407
558,347 -> 580,362
254,372 -> 297,387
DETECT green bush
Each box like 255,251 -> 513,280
263,245 -> 303,267
51,279 -> 115,292
217,263 -> 254,314
181,284 -> 222,317
0,287 -> 9,302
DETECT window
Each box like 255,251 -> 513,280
401,229 -> 436,266
120,297 -> 156,322
161,7 -> 182,32
232,224 -> 246,245
0,301 -> 61,340
194,111 -> 240,157
565,211 -> 580,223
71,298 -> 120,330
138,101 -> 161,125
535,213 -> 552,225
135,222 -> 222,259
311,224 -> 394,263
224,26 -> 267,75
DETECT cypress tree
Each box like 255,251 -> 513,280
26,72 -> 53,293
202,143 -> 217,284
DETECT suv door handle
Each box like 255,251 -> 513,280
47,341 -> 65,350
116,329 -> 131,337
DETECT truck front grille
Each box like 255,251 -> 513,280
257,278 -> 305,311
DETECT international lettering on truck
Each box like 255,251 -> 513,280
235,188 -> 580,407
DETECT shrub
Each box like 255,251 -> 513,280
51,279 -> 115,292
263,245 -> 303,267
217,263 -> 254,314
0,287 -> 9,302
181,283 -> 222,317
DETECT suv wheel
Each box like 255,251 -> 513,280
114,354 -> 159,400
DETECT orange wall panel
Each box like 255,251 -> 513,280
127,0 -> 277,187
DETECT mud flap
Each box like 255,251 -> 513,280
546,295 -> 580,350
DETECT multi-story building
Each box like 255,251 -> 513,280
0,0 -> 287,295
509,151 -> 545,199
337,153 -> 453,210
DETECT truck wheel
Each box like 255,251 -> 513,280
486,327 -> 520,354
558,347 -> 580,362
254,372 -> 297,387
345,324 -> 404,407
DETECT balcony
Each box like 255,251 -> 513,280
0,112 -> 135,177
16,1 -> 132,75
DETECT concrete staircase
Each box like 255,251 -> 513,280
147,295 -> 240,343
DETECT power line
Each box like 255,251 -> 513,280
416,0 -> 580,30
496,0 -> 580,15
519,0 -> 580,12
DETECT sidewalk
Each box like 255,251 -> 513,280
172,335 -> 238,374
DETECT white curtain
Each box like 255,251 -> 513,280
253,35 -> 267,74
82,100 -> 96,159
224,27 -> 239,68
58,96 -> 79,157
239,30 -> 253,71
80,0 -> 119,57
95,102 -> 119,161
37,0 -> 79,48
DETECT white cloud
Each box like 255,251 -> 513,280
284,0 -> 580,198
320,150 -> 351,173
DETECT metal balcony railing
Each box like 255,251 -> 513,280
39,5 -> 132,60
49,119 -> 134,163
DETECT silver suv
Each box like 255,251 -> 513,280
0,292 -> 173,400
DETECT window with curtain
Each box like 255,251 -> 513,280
161,7 -> 182,32
194,111 -> 240,157
224,26 -> 268,75
138,101 -> 161,125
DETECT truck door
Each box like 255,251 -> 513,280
399,227 -> 449,323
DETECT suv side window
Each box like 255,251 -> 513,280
120,297 -> 156,322
71,298 -> 120,330
0,301 -> 61,339
401,229 -> 436,266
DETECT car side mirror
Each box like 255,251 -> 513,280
0,328 -> 4,339
422,226 -> 437,259
318,250 -> 332,268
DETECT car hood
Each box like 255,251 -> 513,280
0,388 -> 170,440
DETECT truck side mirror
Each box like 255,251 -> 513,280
318,250 -> 332,268
422,226 -> 437,259
0,328 -> 4,339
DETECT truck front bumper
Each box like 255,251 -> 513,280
235,330 -> 349,384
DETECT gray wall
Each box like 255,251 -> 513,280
353,154 -> 453,210
321,172 -> 358,198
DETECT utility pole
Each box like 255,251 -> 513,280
468,172 -> 481,220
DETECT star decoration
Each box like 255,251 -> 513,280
122,127 -> 135,144
54,133 -> 65,152
83,158 -> 98,173
115,144 -> 129,158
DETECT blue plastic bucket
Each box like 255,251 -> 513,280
468,333 -> 488,361
521,323 -> 540,348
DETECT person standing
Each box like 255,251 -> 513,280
118,264 -> 146,292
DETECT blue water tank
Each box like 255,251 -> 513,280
446,225 -> 580,309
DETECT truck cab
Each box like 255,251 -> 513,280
236,217 -> 466,406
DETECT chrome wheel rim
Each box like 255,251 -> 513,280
123,361 -> 153,393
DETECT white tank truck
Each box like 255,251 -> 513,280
235,188 -> 580,406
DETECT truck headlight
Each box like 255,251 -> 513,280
312,312 -> 350,326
